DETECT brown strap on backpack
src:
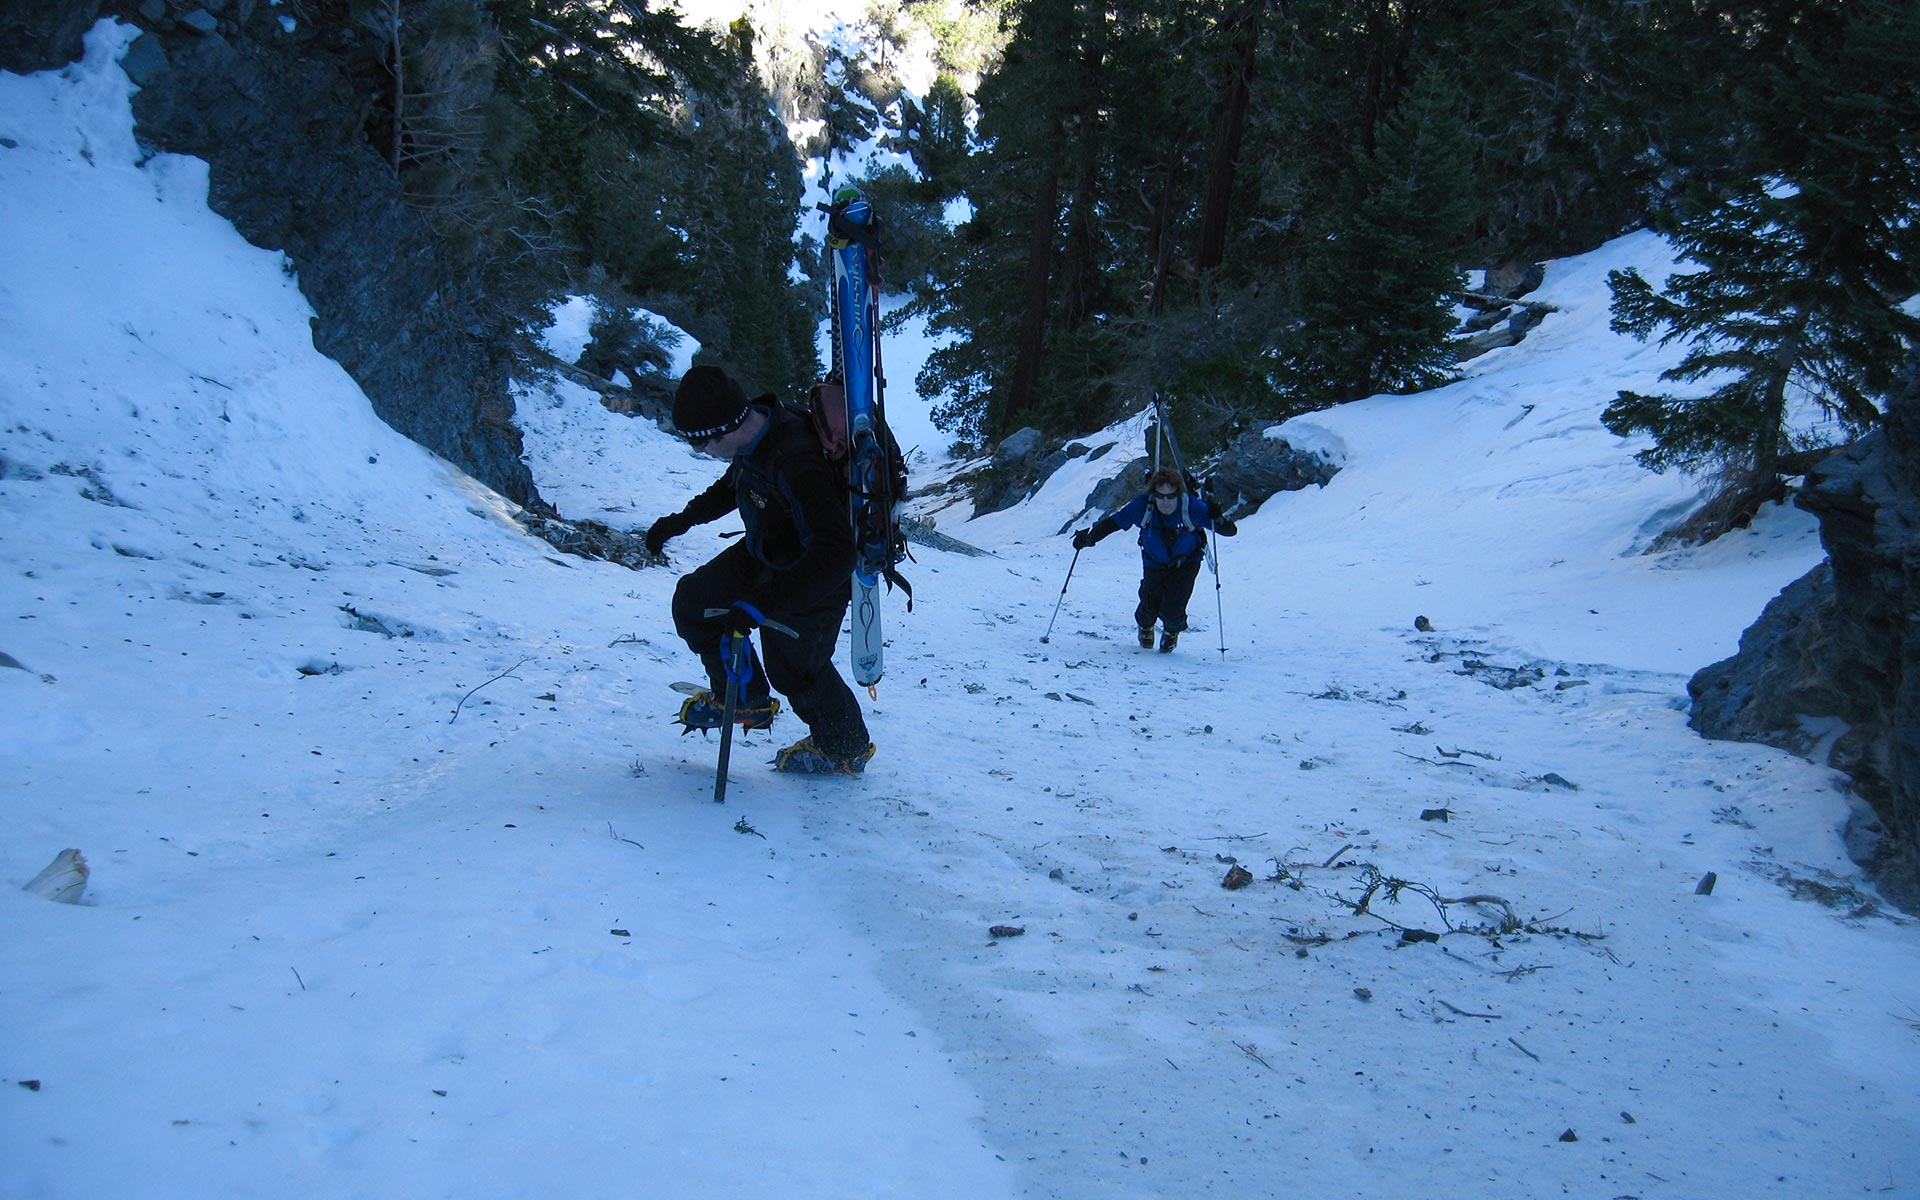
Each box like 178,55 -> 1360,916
806,381 -> 850,461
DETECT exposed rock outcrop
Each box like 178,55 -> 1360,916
1207,428 -> 1342,515
0,0 -> 107,74
1690,363 -> 1920,907
124,19 -> 535,504
970,426 -> 1052,515
1453,262 -> 1553,362
1083,455 -> 1151,517
10,7 -> 537,503
968,415 -> 1346,529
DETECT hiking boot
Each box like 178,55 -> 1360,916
773,736 -> 876,776
676,691 -> 780,734
1158,630 -> 1179,653
1137,626 -> 1155,649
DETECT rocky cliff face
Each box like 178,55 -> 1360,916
1,0 -> 105,73
16,3 -> 535,505
1690,364 -> 1920,907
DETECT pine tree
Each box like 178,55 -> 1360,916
913,0 -> 1239,441
1604,0 -> 1920,531
650,19 -> 819,396
910,0 -> 1085,441
915,72 -> 973,197
1278,68 -> 1476,406
488,0 -> 720,264
909,0 -> 1811,449
1413,0 -> 1673,258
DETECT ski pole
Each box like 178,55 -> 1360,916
1040,546 -> 1082,644
1207,526 -> 1226,656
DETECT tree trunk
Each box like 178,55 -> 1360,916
1057,13 -> 1110,332
1148,132 -> 1186,317
1002,0 -> 1104,433
385,0 -> 404,171
1196,0 -> 1264,275
1001,144 -> 1065,434
1357,0 -> 1428,156
1756,318 -> 1809,481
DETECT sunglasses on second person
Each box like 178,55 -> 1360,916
1152,488 -> 1180,502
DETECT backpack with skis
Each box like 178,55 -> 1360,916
815,184 -> 912,687
1149,391 -> 1227,654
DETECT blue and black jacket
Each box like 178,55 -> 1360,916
1084,491 -> 1235,569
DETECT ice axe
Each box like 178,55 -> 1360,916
702,607 -> 797,804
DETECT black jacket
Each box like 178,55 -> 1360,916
674,403 -> 855,613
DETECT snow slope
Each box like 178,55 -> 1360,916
4,25 -> 1917,1200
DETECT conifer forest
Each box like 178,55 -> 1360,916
284,0 -> 1920,509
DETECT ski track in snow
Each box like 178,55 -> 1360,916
4,23 -> 1918,1200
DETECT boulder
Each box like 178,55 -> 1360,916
1688,563 -> 1845,747
1063,420 -> 1344,526
1206,428 -> 1341,514
1690,361 -> 1920,907
119,30 -> 170,86
973,426 -> 1057,515
992,426 -> 1045,468
1084,456 -> 1151,517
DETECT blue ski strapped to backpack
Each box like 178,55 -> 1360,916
814,185 -> 911,688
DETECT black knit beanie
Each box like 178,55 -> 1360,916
673,365 -> 751,442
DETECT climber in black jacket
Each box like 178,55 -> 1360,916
643,365 -> 874,775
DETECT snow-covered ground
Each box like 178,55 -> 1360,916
5,25 -> 1918,1200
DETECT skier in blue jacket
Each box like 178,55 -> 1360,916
1071,468 -> 1236,652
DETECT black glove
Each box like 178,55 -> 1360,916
726,600 -> 766,637
1214,517 -> 1238,536
1074,517 -> 1118,550
644,512 -> 690,557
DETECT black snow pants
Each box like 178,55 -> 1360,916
1134,556 -> 1204,633
671,541 -> 869,757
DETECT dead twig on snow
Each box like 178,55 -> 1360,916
1495,964 -> 1550,982
1342,869 -> 1523,937
607,822 -> 645,850
1436,745 -> 1501,761
450,657 -> 532,722
1396,749 -> 1470,767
